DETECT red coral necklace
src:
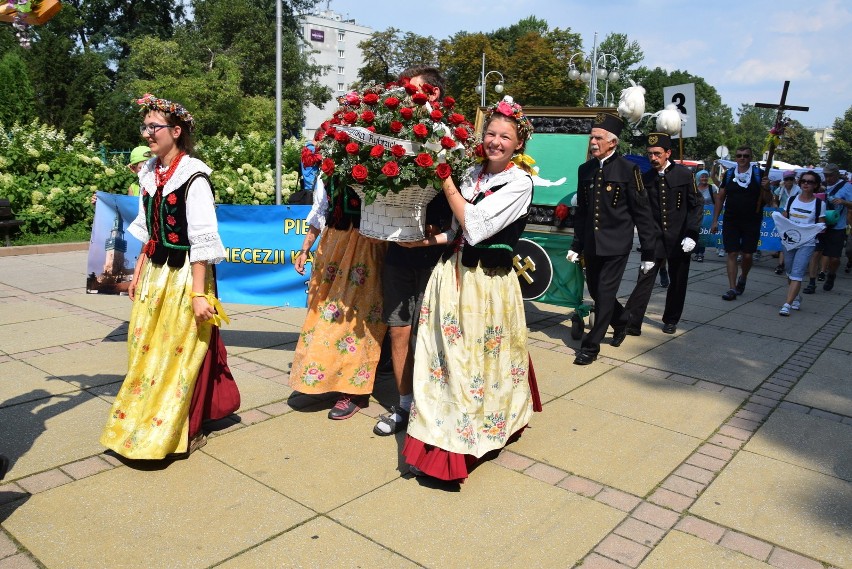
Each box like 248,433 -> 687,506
155,151 -> 186,188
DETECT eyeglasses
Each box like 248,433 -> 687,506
735,153 -> 751,159
799,179 -> 818,185
140,123 -> 173,135
646,151 -> 667,157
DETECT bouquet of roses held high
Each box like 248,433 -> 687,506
305,78 -> 479,205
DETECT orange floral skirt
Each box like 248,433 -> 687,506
288,227 -> 387,395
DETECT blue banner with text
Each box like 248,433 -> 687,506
87,193 -> 315,307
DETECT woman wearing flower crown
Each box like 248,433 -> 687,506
399,96 -> 541,482
100,94 -> 240,459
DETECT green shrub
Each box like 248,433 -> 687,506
0,120 -> 308,240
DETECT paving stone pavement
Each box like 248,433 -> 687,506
0,245 -> 850,568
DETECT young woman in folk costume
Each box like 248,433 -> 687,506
288,149 -> 388,420
101,94 -> 239,459
400,96 -> 542,482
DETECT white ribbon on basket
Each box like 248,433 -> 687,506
335,123 -> 465,163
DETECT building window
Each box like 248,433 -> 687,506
338,32 -> 345,41
338,49 -> 345,58
337,83 -> 344,92
338,66 -> 344,75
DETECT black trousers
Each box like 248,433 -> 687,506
581,253 -> 629,355
620,251 -> 691,331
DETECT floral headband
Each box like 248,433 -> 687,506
485,96 -> 533,141
135,93 -> 195,132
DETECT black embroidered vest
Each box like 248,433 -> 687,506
326,177 -> 361,230
443,178 -> 531,269
143,172 -> 212,268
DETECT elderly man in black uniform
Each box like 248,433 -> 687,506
567,112 -> 659,365
614,133 -> 702,338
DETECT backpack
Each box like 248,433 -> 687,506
785,195 -> 822,222
724,165 -> 762,187
288,142 -> 320,205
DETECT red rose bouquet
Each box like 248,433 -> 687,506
313,79 -> 477,205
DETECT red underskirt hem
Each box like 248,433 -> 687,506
188,325 -> 241,439
402,426 -> 527,483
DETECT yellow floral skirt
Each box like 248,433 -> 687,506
288,227 -> 388,395
406,253 -> 532,459
100,259 -> 214,459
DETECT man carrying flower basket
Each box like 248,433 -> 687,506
373,67 -> 455,437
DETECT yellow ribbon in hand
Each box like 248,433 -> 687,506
189,292 -> 231,327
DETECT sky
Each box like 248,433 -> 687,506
322,0 -> 850,129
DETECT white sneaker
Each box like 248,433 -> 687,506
791,296 -> 801,310
779,303 -> 791,316
717,249 -> 725,257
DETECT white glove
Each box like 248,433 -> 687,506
566,250 -> 580,263
640,261 -> 655,274
681,237 -> 696,253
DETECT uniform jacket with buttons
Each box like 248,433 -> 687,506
570,152 -> 658,261
643,162 -> 703,259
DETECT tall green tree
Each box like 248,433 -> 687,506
827,105 -> 852,169
438,32 -> 507,118
357,28 -> 401,85
397,32 -> 439,72
547,27 -> 587,107
0,51 -> 36,127
21,7 -> 112,138
65,0 -> 185,58
503,32 -> 564,107
775,119 -> 820,167
596,32 -> 644,98
731,104 -> 775,157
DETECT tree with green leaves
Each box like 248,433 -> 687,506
596,32 -> 644,98
731,104 -> 775,158
0,51 -> 36,127
357,28 -> 401,85
775,119 -> 820,167
827,105 -> 852,169
438,32 -> 507,118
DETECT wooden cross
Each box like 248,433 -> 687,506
754,81 -> 809,177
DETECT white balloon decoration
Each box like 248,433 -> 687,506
617,80 -> 646,125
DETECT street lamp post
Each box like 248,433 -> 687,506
566,32 -> 621,107
475,52 -> 504,108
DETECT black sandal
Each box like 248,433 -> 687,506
722,288 -> 738,301
373,406 -> 410,436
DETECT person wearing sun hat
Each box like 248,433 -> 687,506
126,145 -> 152,196
566,112 -> 658,365
100,93 -> 239,460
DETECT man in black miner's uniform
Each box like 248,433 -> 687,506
614,133 -> 703,338
566,112 -> 659,366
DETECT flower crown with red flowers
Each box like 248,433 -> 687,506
485,96 -> 533,141
135,93 -> 196,132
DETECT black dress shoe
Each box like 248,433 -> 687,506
626,328 -> 642,336
662,323 -> 677,334
611,328 -> 628,347
573,351 -> 598,365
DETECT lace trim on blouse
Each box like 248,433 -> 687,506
189,231 -> 226,264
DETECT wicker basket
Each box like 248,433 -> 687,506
351,184 -> 440,242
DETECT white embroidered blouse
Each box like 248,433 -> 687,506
127,156 -> 227,264
456,164 -> 533,246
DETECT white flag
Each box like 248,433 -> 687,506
771,212 -> 825,251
